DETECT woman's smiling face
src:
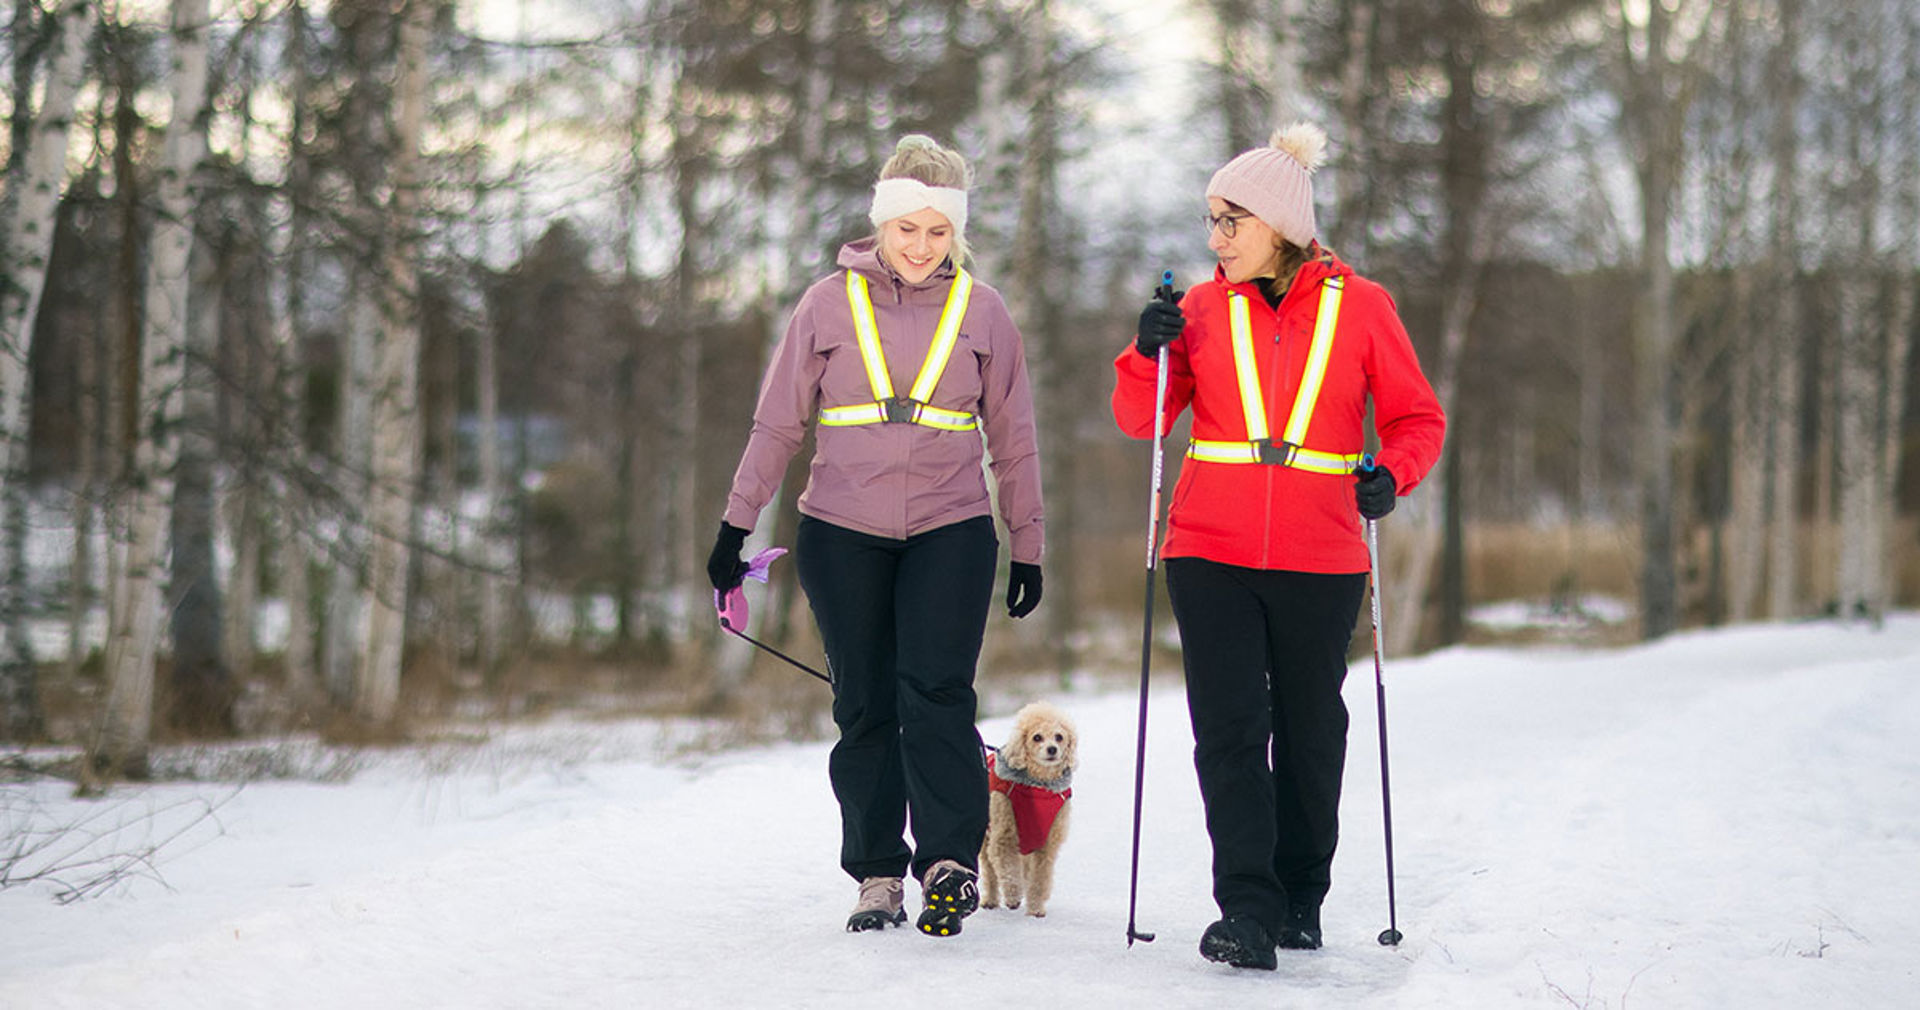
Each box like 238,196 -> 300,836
878,207 -> 955,284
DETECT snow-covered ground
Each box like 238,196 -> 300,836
4,615 -> 1918,1009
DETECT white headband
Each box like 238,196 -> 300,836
868,177 -> 968,238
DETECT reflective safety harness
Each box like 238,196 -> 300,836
1187,275 -> 1363,475
818,268 -> 979,431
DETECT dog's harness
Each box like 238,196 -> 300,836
986,751 -> 1070,855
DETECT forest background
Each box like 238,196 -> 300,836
0,0 -> 1915,780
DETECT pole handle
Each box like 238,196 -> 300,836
1154,269 -> 1176,304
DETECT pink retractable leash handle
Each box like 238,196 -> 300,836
714,548 -> 830,685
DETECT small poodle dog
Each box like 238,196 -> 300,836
979,701 -> 1076,917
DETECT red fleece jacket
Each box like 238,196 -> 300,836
1111,252 -> 1445,574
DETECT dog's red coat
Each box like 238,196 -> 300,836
986,752 -> 1071,855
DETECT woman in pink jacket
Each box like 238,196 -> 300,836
709,135 -> 1045,939
1112,123 -> 1445,969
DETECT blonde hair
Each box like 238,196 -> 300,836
875,135 -> 973,265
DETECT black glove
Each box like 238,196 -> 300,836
1354,465 -> 1397,520
706,522 -> 750,591
1135,298 -> 1185,358
1006,562 -> 1043,619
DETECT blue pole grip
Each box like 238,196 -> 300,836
1359,452 -> 1376,475
1155,269 -> 1175,303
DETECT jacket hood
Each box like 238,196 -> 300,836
837,236 -> 960,293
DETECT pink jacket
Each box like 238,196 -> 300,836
723,240 -> 1045,564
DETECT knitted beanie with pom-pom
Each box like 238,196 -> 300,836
1205,123 -> 1328,247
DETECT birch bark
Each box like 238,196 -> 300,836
98,0 -> 210,775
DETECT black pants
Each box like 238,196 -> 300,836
796,514 -> 995,884
1165,557 -> 1366,935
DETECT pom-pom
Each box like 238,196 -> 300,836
1268,122 -> 1327,173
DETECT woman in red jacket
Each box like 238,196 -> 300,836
1111,123 -> 1444,970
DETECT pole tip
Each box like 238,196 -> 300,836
1378,927 -> 1403,946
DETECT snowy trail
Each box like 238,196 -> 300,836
4,617 -> 1918,1008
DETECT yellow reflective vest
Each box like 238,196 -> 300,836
818,268 -> 979,431
1185,275 -> 1362,475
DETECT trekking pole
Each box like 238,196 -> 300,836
1127,269 -> 1176,948
1360,454 -> 1404,947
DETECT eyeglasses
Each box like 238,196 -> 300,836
1202,211 -> 1253,239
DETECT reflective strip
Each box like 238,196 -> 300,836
845,271 -> 898,400
1190,276 -> 1357,473
1283,276 -> 1343,446
1187,440 -> 1362,475
819,403 -> 888,426
818,401 -> 978,430
909,270 -> 972,404
824,269 -> 977,430
1229,294 -> 1269,442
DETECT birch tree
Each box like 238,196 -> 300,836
0,0 -> 91,742
1701,2 -> 1765,623
1830,0 -> 1914,625
166,214 -> 231,735
96,0 -> 210,777
271,0 -> 319,710
355,0 -> 433,726
1005,0 -> 1073,673
1378,0 -> 1497,655
1609,0 -> 1722,640
1762,0 -> 1803,620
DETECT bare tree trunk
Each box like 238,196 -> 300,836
1725,267 -> 1765,622
1764,0 -> 1804,620
1832,2 -> 1897,626
1333,1 -> 1376,264
473,276 -> 505,672
761,0 -> 839,655
1265,0 -> 1306,125
167,223 -> 233,736
269,0 -> 319,712
1614,0 -> 1715,639
355,0 -> 432,727
269,211 -> 317,711
97,0 -> 211,777
0,0 -> 91,741
1007,0 -> 1077,677
662,77 -> 706,683
1877,271 -> 1914,617
1834,278 -> 1879,621
1389,1 -> 1487,655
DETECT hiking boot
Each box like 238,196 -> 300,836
915,860 -> 979,937
1277,901 -> 1323,950
846,876 -> 906,932
1199,915 -> 1278,970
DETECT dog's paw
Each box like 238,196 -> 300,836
1027,905 -> 1047,918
